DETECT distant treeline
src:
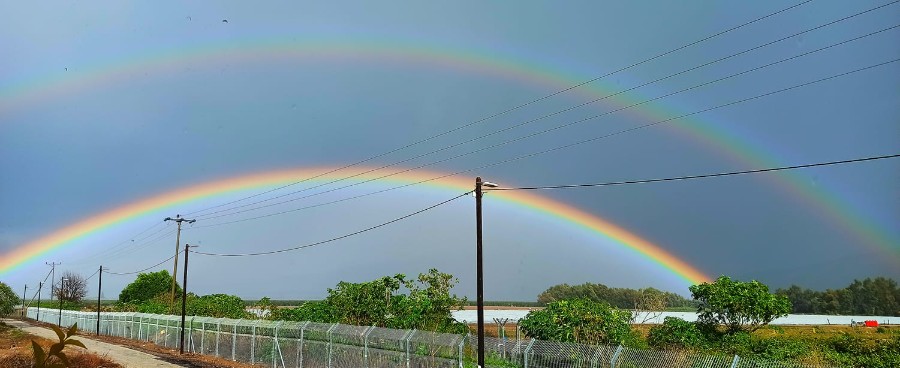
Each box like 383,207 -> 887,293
776,277 -> 899,316
537,283 -> 696,309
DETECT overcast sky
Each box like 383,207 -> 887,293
1,1 -> 898,302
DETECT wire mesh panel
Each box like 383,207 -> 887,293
614,346 -> 733,368
330,324 -> 369,368
366,326 -> 412,368
300,322 -> 336,368
736,356 -> 834,368
520,339 -> 614,368
408,330 -> 461,368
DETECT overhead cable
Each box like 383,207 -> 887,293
193,192 -> 470,256
489,154 -> 900,191
183,1 -> 814,218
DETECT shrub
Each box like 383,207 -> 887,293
647,317 -> 705,349
519,298 -> 636,346
690,276 -> 791,334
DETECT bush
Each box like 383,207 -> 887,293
0,282 -> 20,316
647,317 -> 705,349
690,276 -> 791,334
519,298 -> 636,346
277,301 -> 338,323
187,294 -> 248,319
118,270 -> 181,303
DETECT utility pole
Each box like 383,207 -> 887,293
58,277 -> 67,326
36,282 -> 42,321
97,265 -> 102,336
179,244 -> 195,354
21,285 -> 27,318
474,177 -> 497,368
46,261 -> 61,302
165,215 -> 195,313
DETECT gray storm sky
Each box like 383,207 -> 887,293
1,1 -> 898,301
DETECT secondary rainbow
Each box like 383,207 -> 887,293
0,167 -> 712,285
1,37 -> 895,260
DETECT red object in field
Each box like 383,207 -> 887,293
864,320 -> 878,327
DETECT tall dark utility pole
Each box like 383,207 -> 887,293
179,244 -> 194,354
96,265 -> 102,336
45,261 -> 61,302
36,282 -> 43,321
21,285 -> 27,317
474,177 -> 497,368
164,215 -> 195,312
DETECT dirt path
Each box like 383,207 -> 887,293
1,319 -> 186,368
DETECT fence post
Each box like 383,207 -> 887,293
405,329 -> 416,368
232,323 -> 237,361
730,355 -> 740,368
363,325 -> 375,368
326,323 -> 338,368
274,321 -> 285,368
523,338 -> 535,368
251,322 -> 257,364
298,321 -> 309,368
215,319 -> 221,358
609,345 -> 623,368
457,335 -> 466,368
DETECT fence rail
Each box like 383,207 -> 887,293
25,308 -> 833,368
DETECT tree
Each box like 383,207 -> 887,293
188,294 -> 248,319
55,271 -> 88,303
689,276 -> 791,334
118,270 -> 181,303
519,298 -> 635,345
0,281 -> 18,315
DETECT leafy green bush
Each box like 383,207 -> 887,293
0,281 -> 18,316
187,294 -> 248,319
277,301 -> 338,323
690,276 -> 791,334
647,317 -> 705,349
822,333 -> 900,368
118,270 -> 181,303
519,298 -> 636,346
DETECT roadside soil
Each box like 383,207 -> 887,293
6,318 -> 259,368
0,319 -> 122,368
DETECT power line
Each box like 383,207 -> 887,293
194,27 -> 898,224
193,192 -> 470,257
193,14 -> 897,221
183,1 -> 813,218
489,154 -> 900,191
103,250 -> 183,275
84,268 -> 100,283
190,57 -> 898,228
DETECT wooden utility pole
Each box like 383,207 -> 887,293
165,215 -> 195,313
474,177 -> 497,368
97,265 -> 102,336
45,261 -> 61,301
21,285 -> 27,317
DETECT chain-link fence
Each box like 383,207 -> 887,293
25,308 -> 833,368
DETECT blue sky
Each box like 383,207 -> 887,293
1,1 -> 898,301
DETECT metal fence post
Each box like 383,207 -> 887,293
326,323 -> 338,368
730,355 -> 740,368
274,321 -> 285,368
298,321 -> 309,368
363,325 -> 375,368
252,322 -> 257,364
457,335 -> 466,368
523,338 -> 535,368
405,329 -> 416,368
232,323 -> 237,361
609,345 -> 623,368
215,320 -> 221,358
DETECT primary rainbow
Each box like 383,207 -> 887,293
0,167 -> 712,285
1,37 -> 895,261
